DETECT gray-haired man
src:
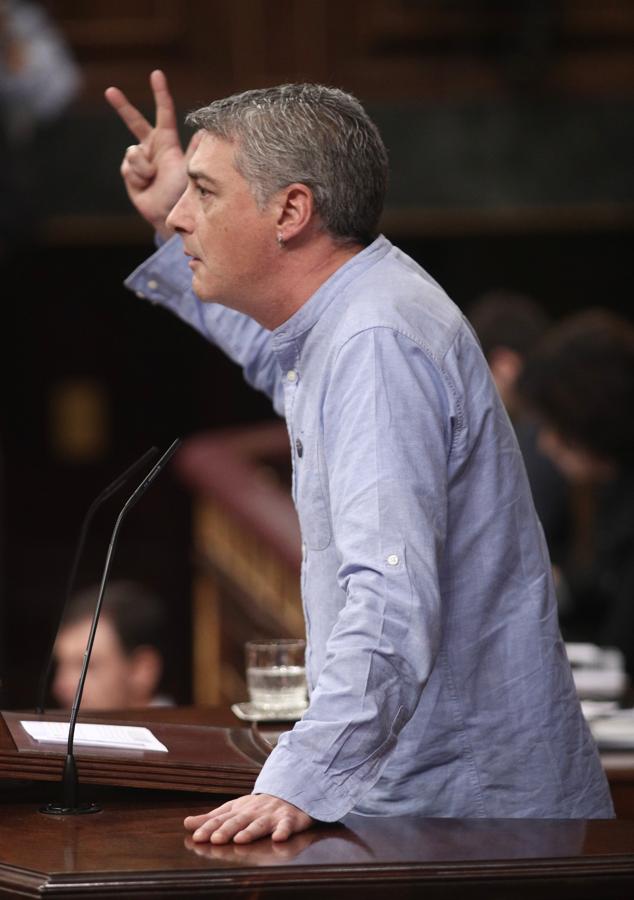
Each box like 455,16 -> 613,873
106,71 -> 613,845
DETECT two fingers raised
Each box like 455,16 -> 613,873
105,69 -> 178,143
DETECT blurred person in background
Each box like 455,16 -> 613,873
467,291 -> 571,565
52,580 -> 171,711
0,0 -> 80,251
518,310 -> 634,683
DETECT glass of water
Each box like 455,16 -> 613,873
245,638 -> 307,713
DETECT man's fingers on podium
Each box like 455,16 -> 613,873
192,812 -> 246,844
271,816 -> 296,842
104,87 -> 152,142
185,795 -> 312,844
209,815 -> 253,844
189,819 -> 221,842
184,803 -> 233,829
232,817 -> 275,844
186,808 -> 238,841
184,813 -> 211,829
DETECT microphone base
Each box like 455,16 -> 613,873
39,801 -> 101,816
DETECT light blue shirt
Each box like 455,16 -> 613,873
127,235 -> 614,821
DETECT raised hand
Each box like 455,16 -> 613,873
105,70 -> 198,238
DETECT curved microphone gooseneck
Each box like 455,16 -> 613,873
40,438 -> 181,816
35,446 -> 160,714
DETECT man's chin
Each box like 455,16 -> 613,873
191,275 -> 217,304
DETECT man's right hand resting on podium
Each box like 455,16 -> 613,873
184,794 -> 313,845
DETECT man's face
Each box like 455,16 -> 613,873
52,616 -> 137,710
166,133 -> 279,318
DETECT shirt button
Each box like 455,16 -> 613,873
135,290 -> 146,299
387,554 -> 399,566
286,369 -> 298,383
147,279 -> 158,291
295,438 -> 303,457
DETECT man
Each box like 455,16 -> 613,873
106,71 -> 613,845
52,580 -> 169,711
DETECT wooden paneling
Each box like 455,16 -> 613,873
45,0 -> 634,104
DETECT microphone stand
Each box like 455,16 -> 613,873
40,438 -> 181,815
35,447 -> 159,715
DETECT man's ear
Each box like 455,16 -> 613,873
275,183 -> 315,242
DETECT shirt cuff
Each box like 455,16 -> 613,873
124,234 -> 191,308
252,741 -> 360,823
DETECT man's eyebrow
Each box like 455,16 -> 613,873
187,169 -> 219,187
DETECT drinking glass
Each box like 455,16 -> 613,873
245,639 -> 307,712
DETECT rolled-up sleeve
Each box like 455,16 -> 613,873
254,327 -> 453,820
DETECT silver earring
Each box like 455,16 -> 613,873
276,233 -> 285,248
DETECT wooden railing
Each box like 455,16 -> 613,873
175,422 -> 302,705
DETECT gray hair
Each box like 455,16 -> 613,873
186,83 -> 388,246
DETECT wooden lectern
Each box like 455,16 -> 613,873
2,707 -> 634,898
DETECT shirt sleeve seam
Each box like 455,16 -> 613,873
329,324 -> 464,455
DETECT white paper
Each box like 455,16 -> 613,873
591,713 -> 634,748
20,720 -> 168,753
571,667 -> 627,700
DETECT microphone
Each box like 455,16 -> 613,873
40,438 -> 181,816
35,446 -> 160,714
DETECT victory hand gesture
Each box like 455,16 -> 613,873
105,70 -> 199,238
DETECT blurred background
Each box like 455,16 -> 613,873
1,0 -> 632,710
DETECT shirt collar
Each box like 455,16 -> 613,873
272,235 -> 392,355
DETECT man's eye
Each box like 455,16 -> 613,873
196,186 -> 211,198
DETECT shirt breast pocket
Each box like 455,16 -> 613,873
295,430 -> 332,551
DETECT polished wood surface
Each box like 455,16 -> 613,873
1,782 -> 634,899
1,708 -> 634,897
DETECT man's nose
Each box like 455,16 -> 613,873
166,190 -> 193,233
